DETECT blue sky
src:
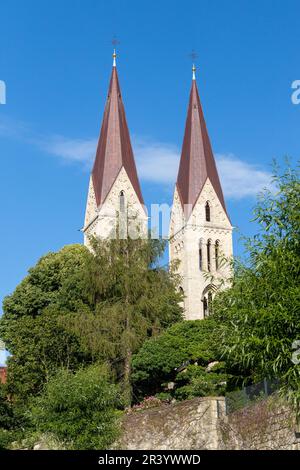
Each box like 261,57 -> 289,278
0,0 -> 299,335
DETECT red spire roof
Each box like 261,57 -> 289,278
92,65 -> 144,206
176,77 -> 227,217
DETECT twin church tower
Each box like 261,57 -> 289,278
83,52 -> 233,320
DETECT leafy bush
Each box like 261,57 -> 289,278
30,365 -> 121,450
212,162 -> 300,412
132,319 -> 235,400
174,364 -> 228,400
0,384 -> 29,449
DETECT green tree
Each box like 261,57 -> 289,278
0,383 -> 29,449
0,245 -> 92,399
0,237 -> 182,404
30,364 -> 121,450
65,236 -> 183,404
132,319 -> 236,401
213,162 -> 300,410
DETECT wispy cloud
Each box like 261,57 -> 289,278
215,153 -> 273,198
0,116 -> 30,138
36,135 -> 97,169
133,137 -> 179,184
0,116 -> 272,199
133,140 -> 273,198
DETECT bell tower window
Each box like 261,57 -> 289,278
205,201 -> 211,222
215,241 -> 220,270
199,240 -> 203,271
203,297 -> 208,317
203,289 -> 213,318
119,190 -> 125,214
208,291 -> 213,315
207,239 -> 211,272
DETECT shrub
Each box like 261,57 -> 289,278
30,364 -> 121,450
174,364 -> 228,400
132,319 -> 235,400
0,384 -> 29,449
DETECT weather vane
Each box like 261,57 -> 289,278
112,35 -> 120,48
189,50 -> 198,62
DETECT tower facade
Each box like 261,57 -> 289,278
83,53 -> 147,245
169,68 -> 233,320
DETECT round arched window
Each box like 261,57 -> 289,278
205,201 -> 211,222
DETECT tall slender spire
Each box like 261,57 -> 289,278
176,73 -> 227,218
91,54 -> 144,207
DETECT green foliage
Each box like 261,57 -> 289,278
174,364 -> 228,400
0,384 -> 29,449
64,236 -> 183,402
30,364 -> 121,450
2,244 -> 91,319
132,319 -> 233,400
0,385 -> 14,431
212,161 -> 300,410
0,237 -> 182,404
0,245 -> 91,399
3,313 -> 87,398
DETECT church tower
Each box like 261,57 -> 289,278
169,65 -> 233,320
83,51 -> 147,244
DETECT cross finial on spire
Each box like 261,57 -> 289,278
112,49 -> 117,67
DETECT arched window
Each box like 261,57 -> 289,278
208,291 -> 213,315
215,240 -> 220,270
199,240 -> 203,271
179,286 -> 185,310
202,286 -> 213,318
205,201 -> 211,222
207,239 -> 211,272
203,296 -> 208,317
119,191 -> 125,214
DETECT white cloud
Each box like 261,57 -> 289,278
133,137 -> 179,184
1,116 -> 272,199
133,139 -> 273,198
36,135 -> 97,169
216,154 -> 273,198
38,135 -> 272,199
0,116 -> 30,138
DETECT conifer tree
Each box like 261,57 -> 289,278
65,235 -> 183,404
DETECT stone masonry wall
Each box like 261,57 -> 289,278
120,396 -> 300,450
120,397 -> 226,450
219,397 -> 300,450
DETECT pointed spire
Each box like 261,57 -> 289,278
91,57 -> 144,207
176,74 -> 227,218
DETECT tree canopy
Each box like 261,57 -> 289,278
132,319 -> 235,401
64,236 -> 183,402
0,245 -> 90,398
0,237 -> 183,402
212,162 -> 300,410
